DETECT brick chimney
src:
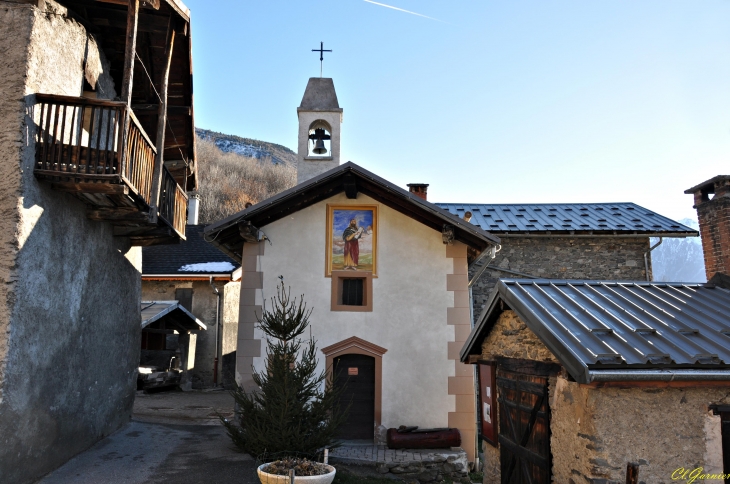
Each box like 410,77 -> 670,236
407,183 -> 429,201
685,175 -> 730,280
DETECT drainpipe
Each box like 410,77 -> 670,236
643,237 -> 663,281
210,276 -> 221,386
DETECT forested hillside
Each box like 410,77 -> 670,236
196,128 -> 297,166
195,136 -> 295,224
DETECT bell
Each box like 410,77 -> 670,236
312,139 -> 327,155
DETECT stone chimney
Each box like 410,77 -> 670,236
685,175 -> 730,279
407,183 -> 429,201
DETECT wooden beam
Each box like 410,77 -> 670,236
87,208 -> 150,222
52,182 -> 129,195
119,0 -> 140,190
96,0 -> 159,9
120,0 -> 139,106
131,104 -> 191,115
114,225 -> 174,237
148,16 -> 176,223
130,235 -> 181,246
343,174 -> 358,199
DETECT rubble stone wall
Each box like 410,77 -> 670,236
479,310 -> 728,484
470,237 -> 650,321
0,3 -> 142,483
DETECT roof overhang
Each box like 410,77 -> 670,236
461,279 -> 730,384
141,300 -> 206,332
204,162 -> 500,262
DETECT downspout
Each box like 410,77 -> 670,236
210,276 -> 221,386
643,237 -> 663,281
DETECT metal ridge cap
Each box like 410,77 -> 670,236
492,232 -> 697,238
588,369 -> 730,382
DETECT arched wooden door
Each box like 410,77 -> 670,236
334,354 -> 375,440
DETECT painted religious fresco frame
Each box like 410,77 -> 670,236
325,204 -> 378,276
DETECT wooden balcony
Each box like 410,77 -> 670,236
33,94 -> 187,245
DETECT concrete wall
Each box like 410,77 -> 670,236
0,3 -> 143,483
479,310 -> 728,484
470,237 -> 651,321
141,279 -> 238,388
237,192 -> 477,458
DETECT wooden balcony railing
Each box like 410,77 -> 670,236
158,165 -> 188,238
33,93 -> 187,243
34,93 -> 157,206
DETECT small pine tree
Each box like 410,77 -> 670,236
222,283 -> 348,459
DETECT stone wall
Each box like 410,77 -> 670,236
470,237 -> 650,320
551,379 -> 728,483
141,279 -> 238,388
479,310 -> 559,483
479,310 -> 728,484
0,3 -> 142,483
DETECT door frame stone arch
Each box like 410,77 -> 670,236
321,336 -> 387,429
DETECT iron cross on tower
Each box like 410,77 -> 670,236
312,41 -> 332,77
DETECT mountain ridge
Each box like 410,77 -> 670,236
196,128 -> 296,166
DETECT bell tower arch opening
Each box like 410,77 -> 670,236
308,120 -> 332,158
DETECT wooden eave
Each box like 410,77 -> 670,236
204,162 -> 501,262
58,0 -> 197,190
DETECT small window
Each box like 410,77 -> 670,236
342,278 -> 364,306
331,271 -> 373,312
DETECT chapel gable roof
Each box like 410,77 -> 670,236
438,203 -> 697,237
204,162 -> 500,262
461,279 -> 730,384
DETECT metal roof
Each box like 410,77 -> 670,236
461,279 -> 730,383
143,225 -> 240,277
141,301 -> 207,332
437,203 -> 697,236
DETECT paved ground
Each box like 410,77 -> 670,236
330,440 -> 466,466
37,389 -> 258,484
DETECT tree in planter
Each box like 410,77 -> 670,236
222,283 -> 348,459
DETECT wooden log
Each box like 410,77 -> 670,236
386,428 -> 461,449
148,15 -> 176,223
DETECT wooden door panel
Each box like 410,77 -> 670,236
497,369 -> 551,484
334,354 -> 375,440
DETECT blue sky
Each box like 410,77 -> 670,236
185,0 -> 730,222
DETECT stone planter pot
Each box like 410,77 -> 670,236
257,464 -> 336,484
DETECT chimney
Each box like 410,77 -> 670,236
407,183 -> 429,201
187,195 -> 200,225
685,175 -> 730,280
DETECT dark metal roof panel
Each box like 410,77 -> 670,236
462,279 -> 730,382
436,203 -> 697,235
143,225 -> 240,276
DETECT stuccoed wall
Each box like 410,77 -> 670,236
479,311 -> 727,484
141,279 -> 236,388
0,3 -> 142,483
222,281 -> 240,387
470,237 -> 651,321
247,192 -> 456,429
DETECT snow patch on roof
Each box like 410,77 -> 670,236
178,262 -> 236,273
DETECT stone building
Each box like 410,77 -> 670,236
438,203 -> 698,321
0,0 -> 195,482
460,279 -> 730,484
142,223 -> 241,388
205,77 -> 500,463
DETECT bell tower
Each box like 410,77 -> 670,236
297,77 -> 343,184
